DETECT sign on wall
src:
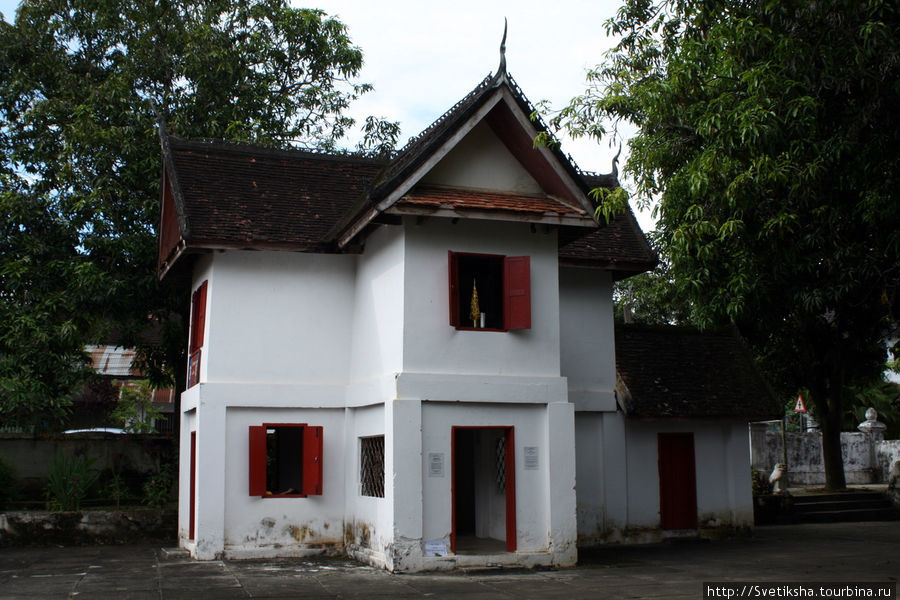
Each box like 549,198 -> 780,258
428,452 -> 444,477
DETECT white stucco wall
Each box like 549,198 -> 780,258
345,225 -> 405,410
402,218 -> 561,377
343,403 -> 393,566
576,414 -> 754,544
624,419 -> 753,532
222,405 -> 346,557
420,120 -> 543,194
559,267 -> 617,411
177,404 -> 197,545
419,401 -> 576,562
201,251 -> 356,385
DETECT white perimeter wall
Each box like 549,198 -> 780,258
402,218 -> 561,377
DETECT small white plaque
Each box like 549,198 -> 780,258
524,446 -> 539,470
428,452 -> 444,477
424,539 -> 448,557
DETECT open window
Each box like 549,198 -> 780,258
448,252 -> 530,331
187,280 -> 207,388
248,424 -> 323,497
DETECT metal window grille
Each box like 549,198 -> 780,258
360,436 -> 385,498
495,436 -> 506,493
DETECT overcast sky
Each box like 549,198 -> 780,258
0,0 -> 654,228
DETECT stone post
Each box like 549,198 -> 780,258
857,408 -> 886,484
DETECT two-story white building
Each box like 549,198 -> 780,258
157,54 -> 778,571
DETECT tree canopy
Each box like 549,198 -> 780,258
558,0 -> 899,488
0,0 -> 397,431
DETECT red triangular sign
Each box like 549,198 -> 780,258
794,395 -> 806,413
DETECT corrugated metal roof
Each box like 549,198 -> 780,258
85,345 -> 139,377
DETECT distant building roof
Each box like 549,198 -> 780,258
615,325 -> 781,420
86,345 -> 139,378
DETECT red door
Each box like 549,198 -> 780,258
189,431 -> 197,540
658,433 -> 698,530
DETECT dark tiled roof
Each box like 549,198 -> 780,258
167,137 -> 385,250
558,204 -> 657,275
615,324 -> 781,420
158,72 -> 654,279
396,185 -> 587,217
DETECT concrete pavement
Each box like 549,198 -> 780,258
1,521 -> 897,599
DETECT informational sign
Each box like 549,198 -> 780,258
424,539 -> 448,557
524,446 -> 539,470
794,395 -> 807,413
428,452 -> 444,477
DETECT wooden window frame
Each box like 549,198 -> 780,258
187,281 -> 207,388
448,251 -> 531,331
248,423 -> 323,498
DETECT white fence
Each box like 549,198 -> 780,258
749,424 -> 900,486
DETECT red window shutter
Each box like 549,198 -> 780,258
302,426 -> 323,496
190,281 -> 208,353
504,256 -> 531,330
448,251 -> 459,327
248,425 -> 267,496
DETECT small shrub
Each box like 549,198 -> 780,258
0,457 -> 16,510
143,465 -> 173,509
752,468 -> 774,496
99,470 -> 128,509
45,454 -> 100,511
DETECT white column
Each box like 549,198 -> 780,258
546,402 -> 578,566
387,398 -> 423,570
193,386 -> 227,559
602,412 -> 629,532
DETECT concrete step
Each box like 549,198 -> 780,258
793,495 -> 893,513
790,508 -> 900,523
789,492 -> 900,523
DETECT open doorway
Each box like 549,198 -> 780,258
451,426 -> 516,554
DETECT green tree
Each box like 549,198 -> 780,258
111,379 -> 162,433
0,0 -> 397,431
557,0 -> 899,489
614,246 -> 693,325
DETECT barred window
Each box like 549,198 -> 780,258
360,435 -> 385,498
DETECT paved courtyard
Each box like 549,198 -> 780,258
0,521 -> 897,599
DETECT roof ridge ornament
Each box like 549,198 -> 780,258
612,143 -> 622,179
496,18 -> 508,80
